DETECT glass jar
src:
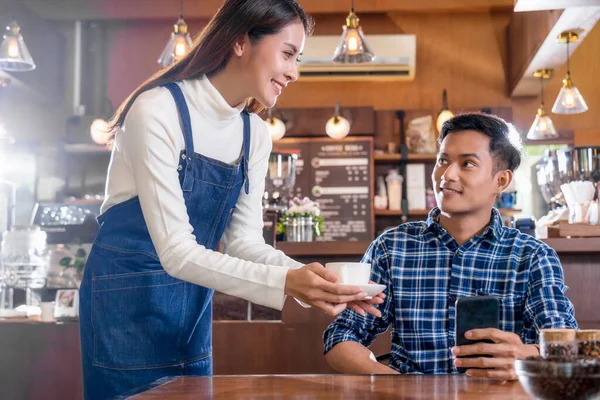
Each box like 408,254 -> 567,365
577,330 -> 600,357
539,328 -> 578,358
1,226 -> 50,308
285,217 -> 314,242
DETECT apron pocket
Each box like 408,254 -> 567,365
92,270 -> 185,370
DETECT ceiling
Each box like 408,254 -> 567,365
16,0 -> 515,21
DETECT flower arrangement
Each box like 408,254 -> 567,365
277,197 -> 324,240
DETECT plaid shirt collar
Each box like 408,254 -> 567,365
424,207 -> 503,240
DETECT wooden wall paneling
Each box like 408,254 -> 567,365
266,107 -> 375,138
559,254 -> 600,329
574,129 -> 600,147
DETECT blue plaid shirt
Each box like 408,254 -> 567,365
323,207 -> 577,374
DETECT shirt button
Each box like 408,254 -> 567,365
449,296 -> 457,302
181,154 -> 186,160
177,165 -> 182,171
187,164 -> 192,171
450,339 -> 455,346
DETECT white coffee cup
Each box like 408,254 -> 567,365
40,301 -> 55,322
325,262 -> 371,285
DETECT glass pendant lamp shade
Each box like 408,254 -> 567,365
332,1 -> 374,63
325,102 -> 351,140
527,106 -> 557,140
436,89 -> 454,132
552,31 -> 588,115
266,109 -> 286,141
0,21 -> 35,71
158,17 -> 193,67
552,74 -> 588,114
528,69 -> 557,140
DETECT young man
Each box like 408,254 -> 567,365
323,113 -> 577,380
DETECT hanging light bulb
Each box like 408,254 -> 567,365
326,101 -> 351,140
0,21 -> 36,71
90,119 -> 113,145
436,89 -> 454,132
527,69 -> 557,140
266,108 -> 286,141
158,0 -> 193,67
332,0 -> 375,64
552,31 -> 588,114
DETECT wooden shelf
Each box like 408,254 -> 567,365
374,153 -> 437,163
375,209 -> 430,216
276,241 -> 371,256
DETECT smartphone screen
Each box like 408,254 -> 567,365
454,296 -> 500,373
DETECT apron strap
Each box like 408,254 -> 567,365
241,111 -> 251,195
161,83 -> 195,158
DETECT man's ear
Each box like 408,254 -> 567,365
496,169 -> 513,194
233,34 -> 249,57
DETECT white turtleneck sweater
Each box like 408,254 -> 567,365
101,77 -> 303,310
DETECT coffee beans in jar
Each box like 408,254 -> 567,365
577,330 -> 600,357
539,328 -> 578,359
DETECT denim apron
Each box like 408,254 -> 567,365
79,82 -> 251,399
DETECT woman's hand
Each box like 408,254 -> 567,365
285,263 -> 367,316
347,284 -> 385,318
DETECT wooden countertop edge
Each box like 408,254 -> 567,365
542,238 -> 600,253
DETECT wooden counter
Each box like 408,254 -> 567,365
133,375 -> 529,399
1,237 -> 597,399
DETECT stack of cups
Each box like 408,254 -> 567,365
560,181 -> 597,224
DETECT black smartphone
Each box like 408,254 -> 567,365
454,296 -> 500,373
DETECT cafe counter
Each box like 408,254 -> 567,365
0,237 -> 598,399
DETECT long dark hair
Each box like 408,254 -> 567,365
109,0 -> 314,132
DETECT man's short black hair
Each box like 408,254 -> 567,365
438,112 -> 522,173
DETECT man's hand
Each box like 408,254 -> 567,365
347,281 -> 386,318
452,328 -> 540,381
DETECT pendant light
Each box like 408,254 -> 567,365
436,89 -> 454,133
266,108 -> 286,141
332,0 -> 374,64
90,119 -> 113,145
158,0 -> 193,67
552,31 -> 588,114
325,101 -> 351,140
527,69 -> 557,140
0,21 -> 36,71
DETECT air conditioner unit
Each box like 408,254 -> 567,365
299,34 -> 416,82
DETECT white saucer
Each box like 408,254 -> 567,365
341,283 -> 386,299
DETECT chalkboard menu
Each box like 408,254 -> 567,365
273,137 -> 373,242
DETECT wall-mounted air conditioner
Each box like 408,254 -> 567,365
299,34 -> 416,82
